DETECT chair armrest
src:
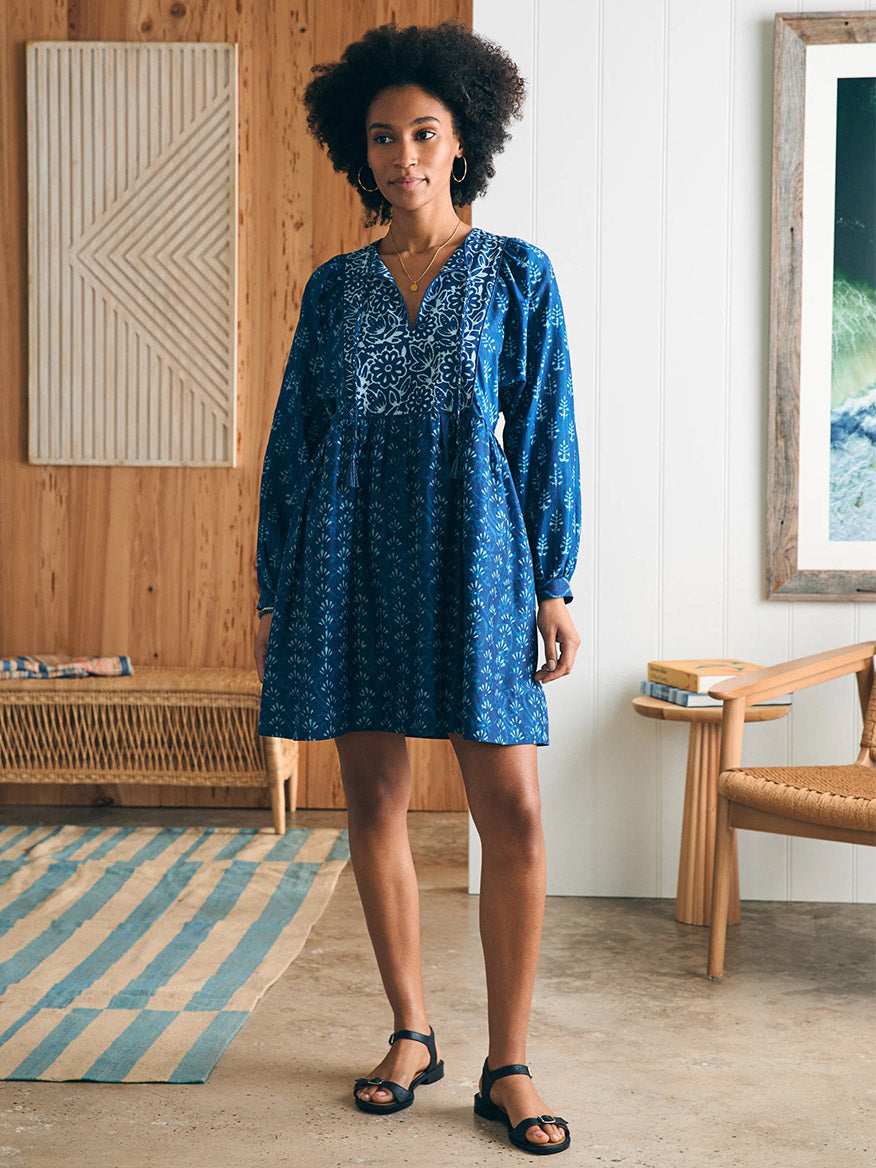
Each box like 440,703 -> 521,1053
708,642 -> 876,704
709,642 -> 875,774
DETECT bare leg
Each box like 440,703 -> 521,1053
335,731 -> 439,1105
449,732 -> 566,1148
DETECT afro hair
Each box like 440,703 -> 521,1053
303,21 -> 526,225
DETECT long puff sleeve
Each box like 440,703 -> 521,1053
498,244 -> 582,604
256,269 -> 334,614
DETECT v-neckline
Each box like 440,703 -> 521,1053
371,227 -> 475,331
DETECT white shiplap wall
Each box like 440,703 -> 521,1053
470,0 -> 876,901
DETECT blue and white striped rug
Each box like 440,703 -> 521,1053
0,823 -> 349,1082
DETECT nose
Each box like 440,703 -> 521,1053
393,138 -> 418,169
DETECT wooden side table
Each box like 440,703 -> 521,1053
633,695 -> 790,926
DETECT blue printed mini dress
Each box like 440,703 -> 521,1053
256,226 -> 581,746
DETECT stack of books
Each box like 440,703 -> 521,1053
641,659 -> 791,707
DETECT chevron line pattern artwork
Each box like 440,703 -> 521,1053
26,42 -> 238,466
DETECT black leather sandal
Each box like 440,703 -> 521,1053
474,1058 -> 571,1154
353,1027 -> 444,1114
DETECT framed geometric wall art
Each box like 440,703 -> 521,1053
767,13 -> 876,599
26,42 -> 238,467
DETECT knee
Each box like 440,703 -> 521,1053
342,767 -> 411,824
472,786 -> 544,863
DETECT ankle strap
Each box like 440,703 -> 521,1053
482,1059 -> 532,1087
389,1027 -> 434,1049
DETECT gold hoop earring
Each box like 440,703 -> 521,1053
357,164 -> 379,193
452,155 -> 468,183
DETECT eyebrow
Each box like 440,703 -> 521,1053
367,115 -> 441,131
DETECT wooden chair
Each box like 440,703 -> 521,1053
706,642 -> 876,979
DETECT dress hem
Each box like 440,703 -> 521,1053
257,722 -> 548,747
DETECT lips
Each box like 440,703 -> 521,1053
392,177 -> 424,188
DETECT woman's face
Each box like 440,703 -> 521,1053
365,84 -> 463,213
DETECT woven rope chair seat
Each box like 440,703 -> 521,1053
718,765 -> 876,832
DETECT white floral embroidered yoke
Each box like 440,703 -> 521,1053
257,227 -> 581,745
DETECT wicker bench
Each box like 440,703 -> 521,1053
0,666 -> 297,833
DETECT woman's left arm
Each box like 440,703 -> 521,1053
499,249 -> 582,682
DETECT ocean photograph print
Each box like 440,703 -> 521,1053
830,75 -> 876,543
767,12 -> 876,600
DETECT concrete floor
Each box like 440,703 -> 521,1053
0,806 -> 873,1168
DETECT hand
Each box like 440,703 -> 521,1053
254,613 -> 272,683
533,597 -> 580,684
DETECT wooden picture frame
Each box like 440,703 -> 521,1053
767,13 -> 876,600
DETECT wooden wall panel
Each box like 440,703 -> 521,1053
0,0 -> 470,813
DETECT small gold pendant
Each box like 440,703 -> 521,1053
410,282 -> 418,292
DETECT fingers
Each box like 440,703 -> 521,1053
534,606 -> 581,684
558,634 -> 579,674
533,636 -> 561,682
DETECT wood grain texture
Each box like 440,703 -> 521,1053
632,695 -> 789,725
1,0 -> 471,813
778,12 -> 876,46
675,721 -> 740,927
767,13 -> 876,601
766,13 -> 805,599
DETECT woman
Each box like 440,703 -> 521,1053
255,21 -> 580,1156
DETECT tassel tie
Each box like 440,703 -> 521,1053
347,447 -> 359,487
449,421 -> 464,479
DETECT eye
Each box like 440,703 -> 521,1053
371,133 -> 393,145
416,129 -> 436,140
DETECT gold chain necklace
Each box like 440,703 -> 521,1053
388,219 -> 461,292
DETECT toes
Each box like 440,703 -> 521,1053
358,1085 -> 394,1105
525,1122 -> 565,1145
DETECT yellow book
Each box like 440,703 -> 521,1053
647,658 -> 761,693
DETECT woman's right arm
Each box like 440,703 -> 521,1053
254,612 -> 272,682
257,274 -> 323,613
255,266 -> 335,665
